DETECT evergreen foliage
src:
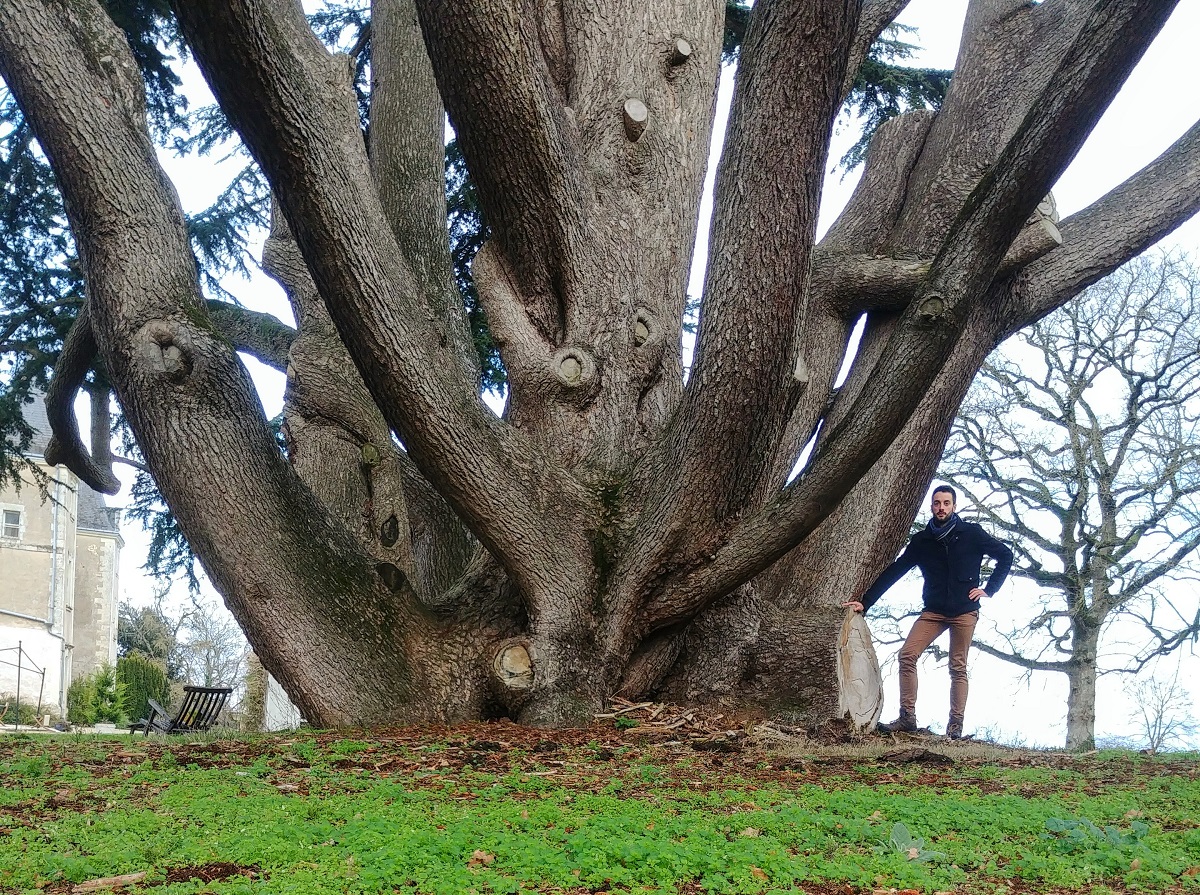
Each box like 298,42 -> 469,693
838,25 -> 951,171
116,653 -> 171,724
65,675 -> 97,725
91,663 -> 127,725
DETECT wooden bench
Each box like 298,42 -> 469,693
131,685 -> 232,735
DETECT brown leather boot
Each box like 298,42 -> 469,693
883,710 -> 918,733
946,717 -> 964,739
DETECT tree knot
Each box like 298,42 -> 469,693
493,641 -> 535,692
916,293 -> 948,321
623,98 -> 648,142
551,347 -> 600,401
136,319 -> 195,383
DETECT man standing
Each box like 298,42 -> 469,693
842,485 -> 1013,739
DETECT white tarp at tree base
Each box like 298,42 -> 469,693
837,610 -> 884,730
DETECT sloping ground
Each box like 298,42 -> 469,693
1,714 -> 1197,895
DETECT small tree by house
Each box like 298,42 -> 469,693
116,653 -> 170,724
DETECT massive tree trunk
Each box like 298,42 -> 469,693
3,0 -> 1198,726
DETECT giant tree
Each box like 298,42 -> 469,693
1,0 -> 1198,726
941,254 -> 1200,751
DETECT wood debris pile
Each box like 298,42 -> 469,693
594,697 -> 812,745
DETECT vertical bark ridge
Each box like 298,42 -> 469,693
369,0 -> 477,384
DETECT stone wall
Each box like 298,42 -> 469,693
72,529 -> 121,680
0,465 -> 79,714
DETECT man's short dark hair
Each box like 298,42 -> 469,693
932,484 -> 957,502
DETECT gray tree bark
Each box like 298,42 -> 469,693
2,0 -> 1197,727
1066,626 -> 1101,752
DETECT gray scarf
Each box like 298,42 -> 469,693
927,512 -> 960,541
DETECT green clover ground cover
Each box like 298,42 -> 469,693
1,729 -> 1198,895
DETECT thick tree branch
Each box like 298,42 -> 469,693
606,0 -> 863,644
808,217 -> 1064,316
40,306 -> 120,494
888,0 -> 1082,252
1016,119 -> 1200,323
261,200 -> 426,587
841,0 -> 913,102
87,381 -> 113,473
205,300 -> 295,372
927,0 -> 1179,294
0,0 -> 445,724
810,253 -> 930,314
172,0 -> 596,600
766,111 -> 935,489
369,0 -> 476,380
821,110 -> 935,258
413,0 -> 587,336
652,0 -> 861,521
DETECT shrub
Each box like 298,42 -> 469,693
0,695 -> 40,726
66,664 -> 129,726
117,653 -> 170,723
92,663 -> 127,725
66,675 -> 97,725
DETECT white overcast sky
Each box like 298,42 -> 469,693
109,1 -> 1200,745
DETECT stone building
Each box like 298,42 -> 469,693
0,399 -> 122,717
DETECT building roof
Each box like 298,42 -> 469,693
76,484 -> 121,534
22,394 -> 121,535
22,394 -> 53,456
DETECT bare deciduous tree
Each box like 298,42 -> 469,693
119,587 -> 248,688
941,254 -> 1200,750
1126,669 -> 1198,753
177,596 -> 250,690
1,0 -> 1198,725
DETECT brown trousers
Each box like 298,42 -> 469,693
898,609 -> 979,722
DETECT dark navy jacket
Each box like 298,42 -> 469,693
860,518 -> 1013,617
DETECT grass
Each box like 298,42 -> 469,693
1,723 -> 1198,894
